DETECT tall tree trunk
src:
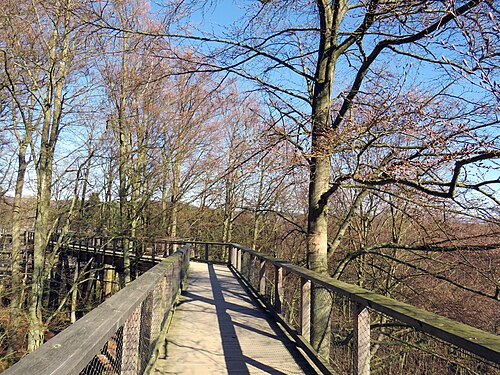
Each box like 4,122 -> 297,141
27,9 -> 71,349
222,145 -> 236,244
251,166 -> 265,250
222,176 -> 234,243
9,140 -> 29,354
168,158 -> 181,241
10,142 -> 28,311
161,181 -> 168,233
70,261 -> 79,323
307,36 -> 337,359
118,32 -> 131,284
307,154 -> 332,360
104,158 -> 113,233
29,143 -> 52,352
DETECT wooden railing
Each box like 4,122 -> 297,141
4,245 -> 191,375
5,235 -> 499,375
178,241 -> 500,375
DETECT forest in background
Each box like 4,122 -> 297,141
0,0 -> 498,370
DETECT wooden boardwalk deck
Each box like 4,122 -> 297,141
154,262 -> 318,374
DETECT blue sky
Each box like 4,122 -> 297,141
183,0 -> 244,34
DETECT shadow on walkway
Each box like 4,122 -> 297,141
207,264 -> 316,374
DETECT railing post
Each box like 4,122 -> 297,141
205,243 -> 209,262
120,303 -> 141,374
244,252 -> 251,279
104,265 -> 114,298
353,303 -> 370,375
249,254 -> 255,286
300,277 -> 311,340
259,259 -> 266,296
228,245 -> 233,266
274,265 -> 283,313
237,248 -> 242,273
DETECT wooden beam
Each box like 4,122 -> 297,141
353,303 -> 370,375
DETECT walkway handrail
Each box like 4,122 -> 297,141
228,244 -> 500,373
4,245 -> 191,375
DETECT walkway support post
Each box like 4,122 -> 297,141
250,254 -> 256,287
104,265 -> 115,298
259,260 -> 266,295
237,247 -> 242,273
274,265 -> 283,314
353,303 -> 370,375
228,245 -> 234,266
300,278 -> 311,341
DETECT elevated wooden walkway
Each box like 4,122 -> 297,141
5,241 -> 499,375
154,262 -> 317,374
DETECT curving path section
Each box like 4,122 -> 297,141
154,262 -> 317,374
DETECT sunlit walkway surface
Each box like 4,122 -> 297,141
154,262 -> 317,374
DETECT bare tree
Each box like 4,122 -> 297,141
0,0 -> 94,351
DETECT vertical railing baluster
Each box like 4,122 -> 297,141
228,245 -> 233,267
353,303 -> 370,375
242,252 -> 250,281
259,259 -> 266,296
300,278 -> 311,340
274,265 -> 283,313
237,248 -> 242,273
249,254 -> 254,287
